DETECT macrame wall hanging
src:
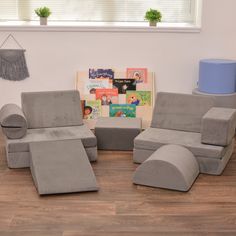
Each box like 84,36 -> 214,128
0,34 -> 29,81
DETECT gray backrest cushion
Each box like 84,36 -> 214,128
21,90 -> 83,128
151,92 -> 215,132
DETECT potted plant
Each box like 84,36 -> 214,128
35,7 -> 52,25
145,8 -> 162,27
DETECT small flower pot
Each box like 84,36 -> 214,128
40,17 -> 48,25
149,21 -> 157,27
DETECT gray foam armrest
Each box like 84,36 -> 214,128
0,104 -> 27,139
201,107 -> 236,146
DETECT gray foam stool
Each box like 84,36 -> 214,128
29,139 -> 98,195
133,144 -> 199,192
95,117 -> 142,150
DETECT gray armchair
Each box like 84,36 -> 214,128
0,90 -> 97,168
133,92 -> 236,175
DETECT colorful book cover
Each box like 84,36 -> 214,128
96,88 -> 118,105
84,79 -> 110,94
126,68 -> 148,83
126,91 -> 151,106
89,68 -> 114,80
83,100 -> 102,120
109,104 -> 136,118
112,78 -> 136,94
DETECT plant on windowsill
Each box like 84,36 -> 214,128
145,8 -> 162,27
35,7 -> 52,26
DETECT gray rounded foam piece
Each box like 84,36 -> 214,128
133,144 -> 199,192
0,103 -> 27,139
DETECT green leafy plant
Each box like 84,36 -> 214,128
35,7 -> 52,18
145,8 -> 162,23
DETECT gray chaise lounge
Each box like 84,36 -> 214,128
0,90 -> 97,168
133,92 -> 236,175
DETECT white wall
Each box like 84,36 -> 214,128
0,0 -> 236,107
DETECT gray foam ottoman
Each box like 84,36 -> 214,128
133,144 -> 199,192
95,117 -> 142,151
29,139 -> 98,195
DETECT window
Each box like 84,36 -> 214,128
0,0 -> 197,24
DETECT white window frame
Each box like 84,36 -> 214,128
0,0 -> 202,33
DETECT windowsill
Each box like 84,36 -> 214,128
0,21 -> 201,33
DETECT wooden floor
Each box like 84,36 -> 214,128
1,133 -> 236,235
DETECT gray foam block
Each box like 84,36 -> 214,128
133,144 -> 199,192
0,103 -> 27,139
29,139 -> 98,195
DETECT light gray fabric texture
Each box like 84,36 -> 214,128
0,103 -> 27,139
95,117 -> 142,150
29,139 -> 98,195
133,139 -> 234,175
193,88 -> 236,109
151,92 -> 215,132
6,146 -> 97,169
201,107 -> 236,146
133,145 -> 199,191
134,128 -> 226,159
21,90 -> 83,128
7,125 -> 96,153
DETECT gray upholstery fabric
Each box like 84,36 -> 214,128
201,107 -> 236,146
133,139 -> 234,175
134,128 -> 226,159
21,90 -> 83,128
151,92 -> 215,132
6,146 -> 97,169
133,145 -> 199,191
6,125 -> 96,153
0,104 -> 27,139
95,117 -> 142,150
29,139 -> 98,195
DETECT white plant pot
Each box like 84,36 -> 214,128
40,17 -> 48,25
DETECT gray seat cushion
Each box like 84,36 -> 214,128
151,92 -> 215,132
21,90 -> 83,128
7,125 -> 96,153
134,128 -> 227,159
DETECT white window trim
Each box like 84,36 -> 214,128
0,0 -> 202,33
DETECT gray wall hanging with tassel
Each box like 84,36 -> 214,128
0,34 -> 29,81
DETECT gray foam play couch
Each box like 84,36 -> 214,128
0,90 -> 97,168
134,92 -> 236,175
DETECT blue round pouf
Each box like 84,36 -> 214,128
198,59 -> 236,94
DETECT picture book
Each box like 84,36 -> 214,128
89,68 -> 114,80
126,91 -> 151,106
126,68 -> 148,83
112,78 -> 136,94
83,100 -> 102,120
81,100 -> 85,115
109,104 -> 136,118
84,79 -> 110,94
95,88 -> 118,105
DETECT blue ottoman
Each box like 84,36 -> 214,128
199,59 -> 236,94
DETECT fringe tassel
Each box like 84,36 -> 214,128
0,49 -> 29,81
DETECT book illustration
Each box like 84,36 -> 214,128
126,68 -> 148,83
126,91 -> 151,106
95,88 -> 118,105
83,100 -> 102,120
89,68 -> 114,80
109,104 -> 136,118
84,79 -> 110,94
112,78 -> 136,94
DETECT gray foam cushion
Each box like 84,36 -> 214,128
0,104 -> 27,139
134,127 -> 228,159
133,144 -> 199,191
29,139 -> 98,195
151,92 -> 215,132
201,107 -> 236,146
6,125 -> 97,153
21,90 -> 83,129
